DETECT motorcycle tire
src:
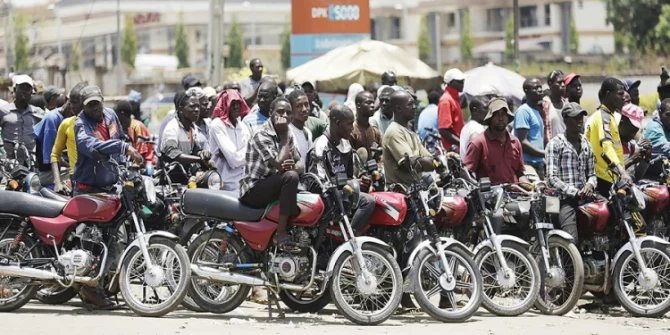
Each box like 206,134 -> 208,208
0,231 -> 42,312
613,244 -> 670,317
534,237 -> 584,316
35,287 -> 78,305
279,289 -> 331,313
329,244 -> 403,325
187,230 -> 251,314
474,240 -> 541,317
119,237 -> 191,317
412,245 -> 483,322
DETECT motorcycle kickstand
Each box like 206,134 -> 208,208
265,286 -> 285,319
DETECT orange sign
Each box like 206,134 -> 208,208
291,0 -> 371,35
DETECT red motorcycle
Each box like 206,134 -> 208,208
638,157 -> 670,240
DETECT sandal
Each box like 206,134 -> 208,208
273,236 -> 300,253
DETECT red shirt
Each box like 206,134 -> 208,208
464,129 -> 525,185
437,87 -> 464,149
128,119 -> 157,164
97,121 -> 110,140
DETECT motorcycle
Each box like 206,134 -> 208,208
578,154 -> 670,317
638,156 -> 670,240
182,150 -> 403,325
0,150 -> 191,317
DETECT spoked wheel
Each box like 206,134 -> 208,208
119,237 -> 190,317
0,232 -> 42,312
329,244 -> 403,325
475,241 -> 541,316
412,247 -> 483,322
186,230 -> 251,314
279,288 -> 331,313
613,245 -> 670,317
534,237 -> 584,315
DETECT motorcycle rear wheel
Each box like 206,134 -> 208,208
279,289 -> 331,313
0,231 -> 42,312
534,237 -> 584,316
35,286 -> 77,305
186,230 -> 251,314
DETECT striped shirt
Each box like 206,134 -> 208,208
545,134 -> 598,199
242,106 -> 269,133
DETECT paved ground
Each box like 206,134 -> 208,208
1,298 -> 669,335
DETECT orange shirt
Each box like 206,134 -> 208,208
128,119 -> 157,165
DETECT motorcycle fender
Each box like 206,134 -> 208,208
402,238 -> 472,294
179,218 -> 204,245
472,234 -> 530,255
546,229 -> 574,242
326,237 -> 394,277
611,236 -> 670,270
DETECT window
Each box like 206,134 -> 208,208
447,12 -> 455,27
167,27 -> 176,55
137,30 -> 150,54
544,4 -> 551,26
486,8 -> 508,31
390,16 -> 402,39
520,5 -> 538,28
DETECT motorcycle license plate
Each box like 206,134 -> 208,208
545,196 -> 560,214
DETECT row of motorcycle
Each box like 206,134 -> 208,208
0,131 -> 669,325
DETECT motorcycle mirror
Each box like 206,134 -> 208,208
91,149 -> 110,162
449,145 -> 458,153
356,148 -> 368,164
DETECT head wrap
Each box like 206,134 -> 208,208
211,89 -> 250,127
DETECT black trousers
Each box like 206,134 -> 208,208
559,199 -> 580,243
352,193 -> 375,235
240,171 -> 300,216
596,178 -> 612,198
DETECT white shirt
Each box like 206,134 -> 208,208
160,117 -> 204,161
289,123 -> 312,163
459,120 -> 486,158
209,117 -> 252,193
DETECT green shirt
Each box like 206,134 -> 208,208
305,116 -> 328,139
382,121 -> 431,185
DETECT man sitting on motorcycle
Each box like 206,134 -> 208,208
159,89 -> 213,184
545,102 -> 597,243
239,97 -> 304,252
617,104 -> 651,180
307,104 -> 375,236
643,98 -> 670,178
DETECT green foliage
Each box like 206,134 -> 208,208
655,5 -> 670,55
460,11 -> 473,61
280,22 -> 291,70
504,15 -> 514,63
175,12 -> 190,68
568,16 -> 579,54
71,44 -> 81,72
640,92 -> 659,113
121,14 -> 138,68
14,15 -> 30,72
418,15 -> 431,60
227,14 -> 245,69
604,0 -> 666,53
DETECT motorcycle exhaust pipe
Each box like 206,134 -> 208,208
0,265 -> 61,280
191,264 -> 267,286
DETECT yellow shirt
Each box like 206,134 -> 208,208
585,106 -> 623,183
50,116 -> 77,175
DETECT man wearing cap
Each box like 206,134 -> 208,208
565,73 -> 582,104
0,74 -> 44,165
465,98 -> 529,187
617,104 -> 651,180
301,81 -> 328,121
181,74 -> 202,91
73,85 -> 143,195
438,68 -> 466,151
622,79 -> 641,107
43,86 -> 64,111
515,78 -> 547,179
546,102 -> 597,242
241,58 -> 265,106
382,71 -> 398,87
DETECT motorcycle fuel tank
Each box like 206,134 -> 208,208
642,185 -> 670,216
434,196 -> 468,228
368,192 -> 407,226
577,200 -> 610,234
61,194 -> 122,223
265,193 -> 325,227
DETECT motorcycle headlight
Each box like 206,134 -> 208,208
26,173 -> 40,194
142,176 -> 157,204
207,171 -> 222,190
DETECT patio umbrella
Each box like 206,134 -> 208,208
463,62 -> 526,106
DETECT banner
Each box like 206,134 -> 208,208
290,0 -> 371,68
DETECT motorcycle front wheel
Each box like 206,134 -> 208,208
412,246 -> 483,322
329,244 -> 403,325
613,244 -> 670,317
475,241 -> 541,316
534,237 -> 584,316
119,237 -> 191,317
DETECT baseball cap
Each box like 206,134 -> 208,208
443,68 -> 466,84
202,86 -> 217,98
564,73 -> 581,86
623,79 -> 641,92
80,85 -> 104,105
484,97 -> 514,122
181,74 -> 201,90
43,86 -> 63,102
621,104 -> 644,129
561,102 -> 587,118
12,74 -> 34,89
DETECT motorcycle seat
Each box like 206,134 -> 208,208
182,189 -> 267,222
0,190 -> 65,218
39,188 -> 70,202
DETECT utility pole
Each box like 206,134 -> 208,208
513,0 -> 520,72
2,2 -> 10,77
434,12 -> 441,74
211,0 -> 225,86
116,0 -> 122,95
4,1 -> 14,77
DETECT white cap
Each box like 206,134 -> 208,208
202,86 -> 217,98
443,68 -> 466,84
12,74 -> 34,89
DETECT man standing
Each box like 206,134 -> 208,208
241,59 -> 264,107
224,81 -> 242,93
43,86 -> 63,111
114,100 -> 156,166
287,90 -> 313,164
417,91 -> 441,140
243,80 -> 278,132
623,79 -> 641,106
51,82 -> 88,193
565,73 -> 582,104
544,70 -> 567,136
181,74 -> 202,90
381,71 -> 398,86
351,90 -> 382,157
438,68 -> 466,151
370,86 -> 396,137
545,103 -> 597,242
301,81 -> 328,121
0,75 -> 43,165
459,95 -> 489,159
617,104 -> 650,180
514,78 -> 546,179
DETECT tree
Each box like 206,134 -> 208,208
70,43 -> 81,72
121,14 -> 138,68
604,0 -> 665,52
568,16 -> 579,54
175,12 -> 190,68
460,11 -> 473,61
504,15 -> 514,63
227,14 -> 244,68
418,15 -> 431,61
14,15 -> 30,72
280,22 -> 291,70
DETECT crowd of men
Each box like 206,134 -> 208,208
3,58 -> 670,307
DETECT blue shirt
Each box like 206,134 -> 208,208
243,106 -> 269,133
417,104 -> 438,140
33,108 -> 64,165
513,103 -> 545,166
